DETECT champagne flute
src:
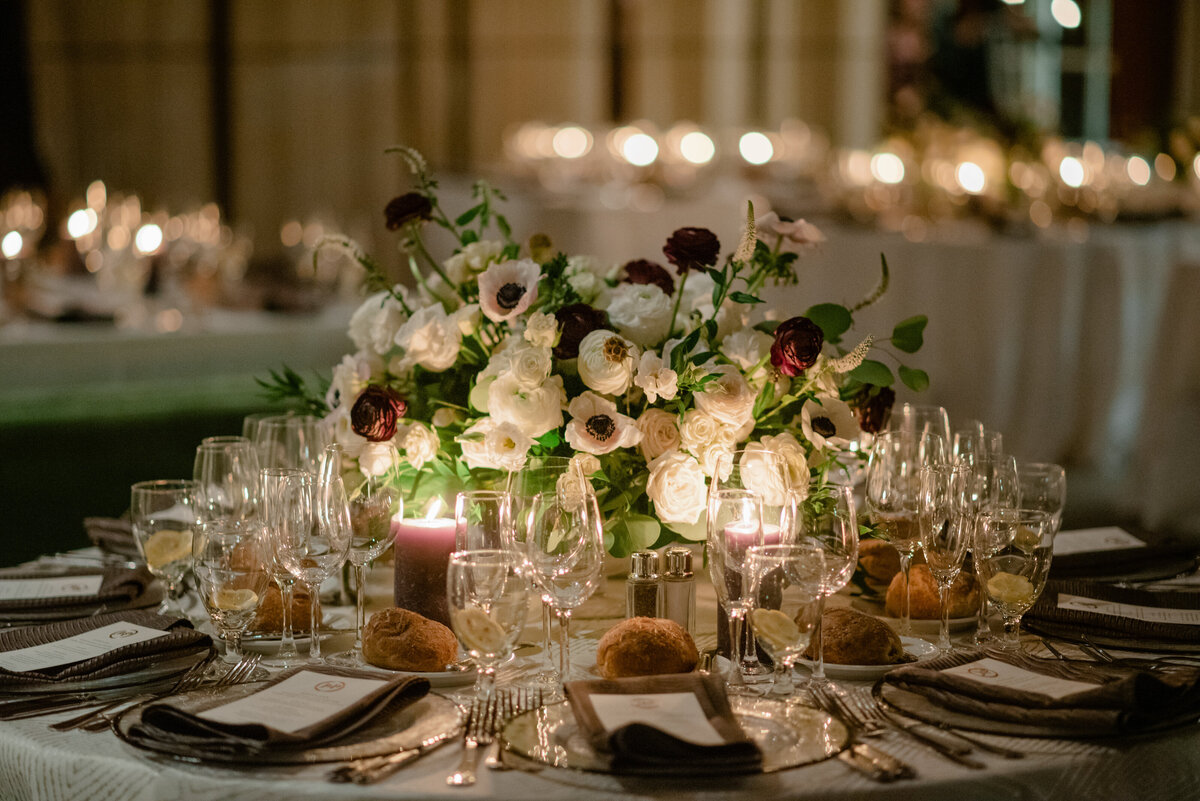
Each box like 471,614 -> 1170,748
795,483 -> 858,688
259,466 -> 305,664
707,487 -> 765,693
254,414 -> 326,472
745,543 -> 825,700
865,430 -> 946,635
193,436 -> 260,523
975,509 -> 1055,650
1016,462 -> 1067,532
919,462 -> 974,652
130,480 -> 202,617
447,549 -> 529,699
455,490 -> 514,551
192,519 -> 271,663
970,454 -> 1019,645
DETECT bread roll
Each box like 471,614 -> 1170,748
251,584 -> 315,633
857,538 -> 901,592
595,617 -> 699,679
363,607 -> 459,672
885,564 -> 979,619
805,606 -> 908,665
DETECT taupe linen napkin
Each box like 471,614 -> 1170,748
1025,580 -> 1200,646
564,672 -> 762,772
883,648 -> 1200,734
0,610 -> 210,687
131,667 -> 431,755
0,565 -> 152,612
83,517 -> 139,558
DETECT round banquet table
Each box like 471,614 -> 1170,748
0,562 -> 1198,801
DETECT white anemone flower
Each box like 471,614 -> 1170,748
564,391 -> 642,455
800,395 -> 860,452
477,258 -> 540,323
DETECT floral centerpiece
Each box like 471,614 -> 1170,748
263,147 -> 929,556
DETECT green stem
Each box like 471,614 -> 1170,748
667,271 -> 689,339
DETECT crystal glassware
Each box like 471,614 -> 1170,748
447,549 -> 529,699
918,462 -> 975,652
130,479 -> 202,617
253,414 -> 327,472
886,402 -> 952,445
707,487 -> 765,693
192,519 -> 271,663
193,436 -> 260,523
258,466 -> 306,665
975,509 -> 1055,650
744,543 -> 825,700
455,490 -> 514,551
795,483 -> 858,688
1016,462 -> 1067,532
970,454 -> 1020,645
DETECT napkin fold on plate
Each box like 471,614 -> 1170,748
564,672 -> 762,772
0,565 -> 153,612
83,517 -> 140,559
0,610 -> 210,687
1025,580 -> 1200,646
883,648 -> 1200,734
131,667 -> 431,755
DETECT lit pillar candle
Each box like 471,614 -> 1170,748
392,516 -> 456,627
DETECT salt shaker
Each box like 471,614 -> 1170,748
662,546 -> 695,635
626,550 -> 662,618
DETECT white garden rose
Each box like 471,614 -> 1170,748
646,451 -> 707,525
523,311 -> 559,349
760,431 -> 810,496
358,441 -> 400,477
801,395 -> 860,452
602,283 -> 672,347
443,240 -> 504,284
393,304 -> 462,372
721,328 -> 774,373
636,408 -> 681,462
694,364 -> 757,429
402,423 -> 439,470
487,373 -> 566,438
577,329 -> 639,396
678,409 -> 730,457
348,291 -> 409,356
564,391 -> 642,455
569,452 -> 602,477
694,438 -> 735,478
505,344 -> 553,391
633,351 -> 678,403
459,418 -> 532,472
737,443 -> 790,507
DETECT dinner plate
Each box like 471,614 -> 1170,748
240,628 -> 354,656
848,598 -> 975,634
501,696 -> 848,774
795,636 -> 938,680
114,685 -> 462,764
352,651 -> 517,688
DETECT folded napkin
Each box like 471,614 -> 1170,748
0,565 -> 153,612
1050,527 -> 1197,580
0,610 -> 210,687
1025,580 -> 1200,646
564,672 -> 762,773
83,517 -> 140,559
131,667 -> 430,755
883,648 -> 1200,734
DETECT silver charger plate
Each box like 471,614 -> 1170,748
501,696 -> 848,774
114,686 -> 462,765
0,584 -> 165,624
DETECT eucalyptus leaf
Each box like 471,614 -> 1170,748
899,365 -> 930,392
891,315 -> 928,353
848,359 -> 894,387
804,303 -> 853,342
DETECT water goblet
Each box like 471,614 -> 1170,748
455,490 -> 514,551
447,549 -> 529,699
192,519 -> 271,663
707,487 -> 765,693
130,479 -> 202,617
918,462 -> 974,652
193,436 -> 260,523
795,484 -> 858,688
254,414 -> 327,472
744,543 -> 825,701
886,402 -> 952,445
975,509 -> 1055,650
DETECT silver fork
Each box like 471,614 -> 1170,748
834,686 -> 986,768
809,684 -> 915,781
485,687 -> 546,770
446,697 -> 492,787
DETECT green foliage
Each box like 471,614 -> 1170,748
254,366 -> 329,415
899,365 -> 930,392
847,359 -> 895,387
804,303 -> 853,344
891,315 -> 928,353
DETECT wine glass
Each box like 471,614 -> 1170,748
192,518 -> 271,663
447,549 -> 529,699
329,442 -> 401,668
242,410 -> 286,442
269,470 -> 352,662
745,543 -> 825,700
455,490 -> 514,551
254,414 -> 326,472
886,403 -> 952,445
918,462 -> 974,652
707,487 -> 765,693
258,466 -> 306,664
1016,462 -> 1067,532
865,430 -> 946,635
795,483 -> 858,688
130,480 -> 202,617
193,436 -> 260,523
975,509 -> 1055,650
969,454 -> 1020,645
523,473 -> 605,684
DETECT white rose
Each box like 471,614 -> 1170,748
721,328 -> 774,373
678,409 -> 730,455
646,451 -> 708,525
737,443 -> 790,507
505,344 -> 553,391
358,441 -> 399,478
577,329 -> 638,396
459,418 -> 532,472
760,432 -> 810,492
602,283 -> 672,347
348,292 -> 408,356
637,408 -> 681,462
694,364 -> 757,429
393,304 -> 462,372
443,240 -> 504,284
487,373 -> 565,437
524,311 -> 559,349
633,351 -> 678,403
452,303 -> 481,337
402,423 -> 439,470
569,452 -> 602,477
694,438 -> 735,478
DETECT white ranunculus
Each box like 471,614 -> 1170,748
443,240 -> 504,284
505,344 -> 553,391
458,418 -> 532,472
393,304 -> 462,372
603,283 -> 672,346
694,438 -> 736,478
646,451 -> 708,525
565,255 -> 615,303
358,441 -> 400,478
760,431 -> 810,493
637,408 -> 681,462
570,452 -> 602,477
633,351 -> 678,403
800,395 -> 861,452
576,329 -> 639,396
721,328 -> 774,373
451,303 -> 481,337
524,311 -> 559,349
694,365 -> 757,429
564,391 -> 642,455
325,351 -> 381,411
477,258 -> 540,323
737,443 -> 790,507
487,373 -> 566,438
348,291 -> 408,356
402,423 -> 439,470
678,409 -> 729,457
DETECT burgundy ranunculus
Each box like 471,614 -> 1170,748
553,303 -> 609,360
662,227 -> 720,274
384,192 -> 433,231
770,316 -> 824,376
853,386 -> 895,434
350,385 -> 407,441
622,259 -> 675,296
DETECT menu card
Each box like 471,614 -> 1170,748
942,657 -> 1099,700
0,576 -> 104,601
0,622 -> 168,673
1057,594 -> 1200,626
1054,528 -> 1146,556
588,691 -> 725,746
199,671 -> 391,734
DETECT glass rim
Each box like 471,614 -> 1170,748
199,435 -> 253,447
1017,461 -> 1066,476
131,479 -> 200,494
449,547 -> 517,563
255,413 -> 321,427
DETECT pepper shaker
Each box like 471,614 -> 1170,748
662,546 -> 696,635
626,550 -> 662,618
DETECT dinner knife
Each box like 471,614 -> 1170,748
841,742 -> 915,782
330,727 -> 461,784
